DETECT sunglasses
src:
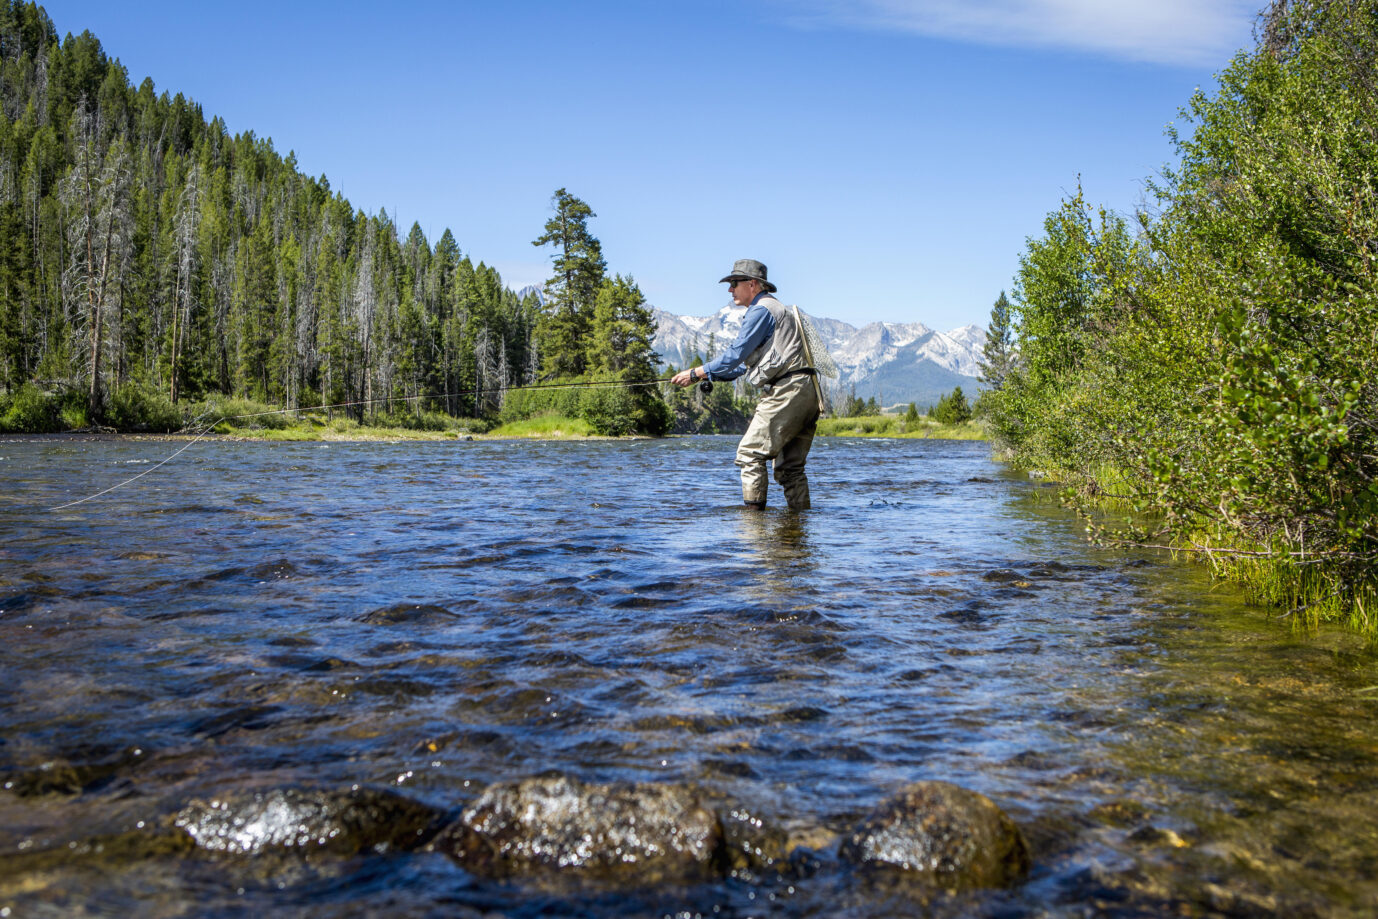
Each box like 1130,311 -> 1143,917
728,279 -> 755,289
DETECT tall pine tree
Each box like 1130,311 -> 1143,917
979,290 -> 1016,389
531,188 -> 604,378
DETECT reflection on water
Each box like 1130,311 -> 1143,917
735,508 -> 814,602
1,435 -> 1377,916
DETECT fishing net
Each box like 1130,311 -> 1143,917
794,306 -> 839,378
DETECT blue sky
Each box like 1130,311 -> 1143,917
41,0 -> 1258,329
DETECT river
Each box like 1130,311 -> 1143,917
2,435 -> 1377,917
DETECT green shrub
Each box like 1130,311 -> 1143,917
580,386 -> 670,436
488,413 -> 596,437
189,396 -> 292,430
106,382 -> 185,432
59,401 -> 88,430
499,384 -> 584,425
0,384 -> 64,433
500,381 -> 670,436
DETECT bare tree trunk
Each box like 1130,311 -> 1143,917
88,222 -> 113,415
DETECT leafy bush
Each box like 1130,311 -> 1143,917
500,380 -> 670,436
663,373 -> 753,434
488,413 -> 596,437
499,383 -> 584,426
105,382 -> 185,432
189,396 -> 293,430
995,1 -> 1378,627
59,400 -> 88,430
0,384 -> 65,433
374,408 -> 478,432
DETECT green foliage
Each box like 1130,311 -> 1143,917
979,291 -> 1016,388
838,387 -> 879,417
499,381 -> 584,424
930,386 -> 972,425
586,276 -> 658,376
990,187 -> 1143,476
191,396 -> 292,430
0,8 -> 539,432
488,413 -> 596,438
372,409 -> 483,433
660,366 -> 754,434
0,384 -> 63,433
499,377 -> 669,437
815,414 -> 988,440
578,385 -> 668,436
583,275 -> 668,435
105,381 -> 184,432
532,188 -> 606,379
998,0 -> 1378,628
819,414 -> 897,435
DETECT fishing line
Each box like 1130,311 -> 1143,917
47,374 -> 711,511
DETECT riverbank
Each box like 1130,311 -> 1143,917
816,415 -> 988,440
3,413 -> 990,443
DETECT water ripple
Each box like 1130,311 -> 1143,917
2,437 -> 1377,916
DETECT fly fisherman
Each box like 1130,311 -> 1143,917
671,259 -> 820,510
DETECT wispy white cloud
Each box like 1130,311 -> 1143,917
777,0 -> 1258,67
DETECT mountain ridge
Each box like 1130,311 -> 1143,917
651,304 -> 986,408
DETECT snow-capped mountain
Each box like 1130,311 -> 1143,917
652,304 -> 986,408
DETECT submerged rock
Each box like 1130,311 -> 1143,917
840,780 -> 1030,889
1,745 -> 148,796
438,774 -> 724,886
174,786 -> 443,856
0,827 -> 196,878
716,802 -> 794,877
358,603 -> 458,625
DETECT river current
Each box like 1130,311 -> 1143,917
3,435 -> 1377,917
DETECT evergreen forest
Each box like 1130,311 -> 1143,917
0,2 -> 702,436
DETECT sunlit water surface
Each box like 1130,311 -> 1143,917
3,436 -> 1378,917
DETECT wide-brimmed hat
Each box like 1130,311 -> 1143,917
719,258 -> 777,293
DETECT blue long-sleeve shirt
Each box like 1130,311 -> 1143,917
701,294 -> 775,382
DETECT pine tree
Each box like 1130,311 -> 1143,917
979,290 -> 1016,389
585,274 -> 658,378
931,386 -> 972,424
531,188 -> 604,378
0,10 -> 570,431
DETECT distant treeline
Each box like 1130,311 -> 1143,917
0,2 -> 703,435
987,0 -> 1378,629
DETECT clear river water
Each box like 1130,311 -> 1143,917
3,435 -> 1378,917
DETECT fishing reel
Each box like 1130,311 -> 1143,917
698,379 -> 714,394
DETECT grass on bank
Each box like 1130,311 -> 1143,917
209,408 -> 601,440
193,399 -> 491,441
816,415 -> 988,440
3,384 -> 989,442
486,414 -> 597,438
1038,458 -> 1378,635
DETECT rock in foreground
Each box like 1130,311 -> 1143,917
439,774 -> 724,886
174,786 -> 443,856
840,780 -> 1030,889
